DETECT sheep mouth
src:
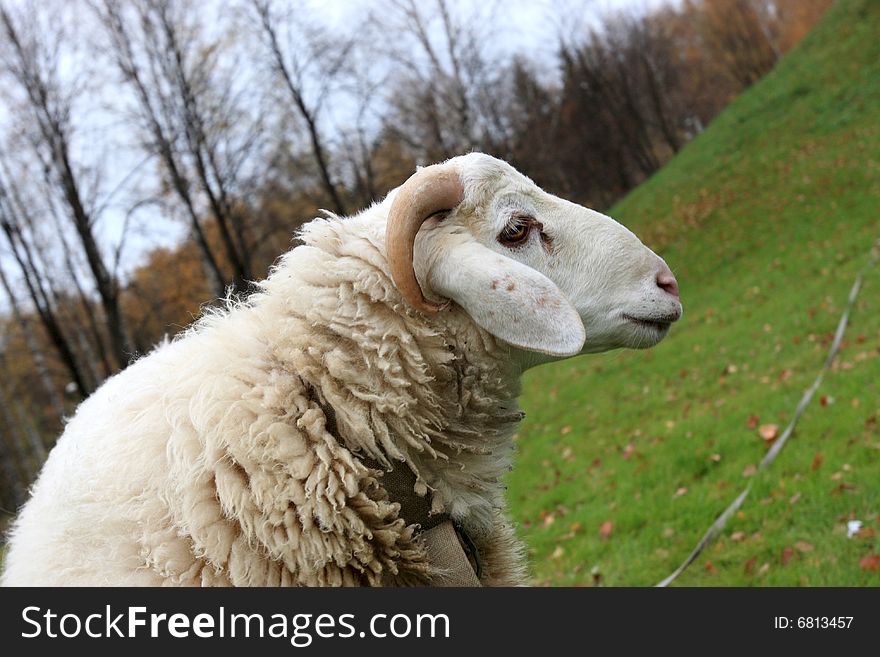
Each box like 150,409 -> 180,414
622,313 -> 679,331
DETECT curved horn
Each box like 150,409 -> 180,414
386,164 -> 464,313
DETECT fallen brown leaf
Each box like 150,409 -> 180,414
759,424 -> 780,443
859,554 -> 880,572
599,520 -> 613,540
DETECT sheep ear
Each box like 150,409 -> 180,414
428,241 -> 586,357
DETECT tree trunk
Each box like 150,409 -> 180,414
0,6 -> 134,371
96,0 -> 233,300
157,7 -> 253,291
253,0 -> 347,216
0,211 -> 91,399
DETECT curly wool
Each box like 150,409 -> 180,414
1,208 -> 528,587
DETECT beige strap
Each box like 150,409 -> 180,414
316,399 -> 481,585
421,520 -> 482,587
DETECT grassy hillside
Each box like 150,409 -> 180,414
508,0 -> 880,586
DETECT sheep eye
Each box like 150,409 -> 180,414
498,217 -> 531,246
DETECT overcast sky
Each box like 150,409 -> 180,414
306,0 -> 678,67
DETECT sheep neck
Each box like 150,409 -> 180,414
259,225 -> 525,539
399,312 -> 524,538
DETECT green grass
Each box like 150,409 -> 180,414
507,0 -> 880,586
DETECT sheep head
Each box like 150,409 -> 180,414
386,153 -> 682,364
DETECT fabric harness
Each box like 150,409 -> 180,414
316,392 -> 481,586
358,453 -> 482,586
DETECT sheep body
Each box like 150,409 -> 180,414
2,152 -> 680,586
1,201 -> 526,586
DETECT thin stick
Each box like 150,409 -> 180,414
657,239 -> 880,587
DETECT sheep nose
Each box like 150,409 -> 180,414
656,267 -> 679,298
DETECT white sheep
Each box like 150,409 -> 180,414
0,153 -> 681,586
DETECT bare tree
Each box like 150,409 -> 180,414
498,57 -> 565,191
0,2 -> 134,370
695,0 -> 780,88
94,0 -> 225,299
5,152 -> 114,389
249,0 -> 352,216
42,201 -> 115,380
0,164 -> 92,398
389,0 -> 463,156
620,15 -> 685,155
94,0 -> 260,297
374,0 -> 500,160
334,53 -> 391,208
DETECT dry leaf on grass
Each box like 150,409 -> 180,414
759,423 -> 780,443
859,554 -> 879,571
